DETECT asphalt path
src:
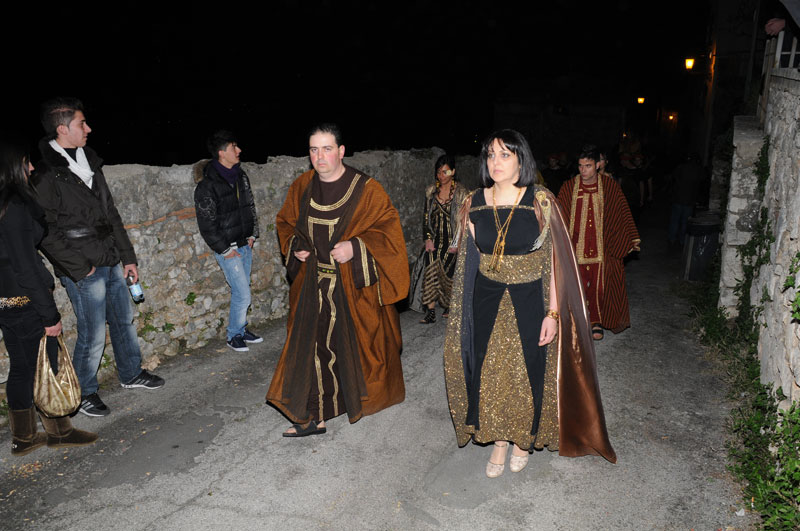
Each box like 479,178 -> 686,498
0,227 -> 756,530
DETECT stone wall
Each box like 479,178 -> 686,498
718,116 -> 764,314
756,69 -> 800,403
719,68 -> 800,405
0,149 -> 479,390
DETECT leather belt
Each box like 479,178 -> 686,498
63,225 -> 112,240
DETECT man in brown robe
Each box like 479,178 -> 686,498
557,145 -> 640,339
267,123 -> 408,436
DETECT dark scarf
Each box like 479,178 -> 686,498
211,160 -> 241,186
280,170 -> 369,423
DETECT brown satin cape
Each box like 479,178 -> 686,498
557,173 -> 641,333
443,186 -> 617,463
266,168 -> 409,424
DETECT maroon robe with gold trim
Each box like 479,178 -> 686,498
557,173 -> 640,333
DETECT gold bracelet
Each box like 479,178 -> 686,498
546,309 -> 559,321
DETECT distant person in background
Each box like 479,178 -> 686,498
633,154 -> 653,207
597,149 -> 615,182
409,154 -> 468,323
765,17 -> 786,34
557,145 -> 640,341
667,153 -> 703,250
765,0 -> 800,35
541,153 -> 569,193
765,1 -> 800,66
33,97 -> 165,418
0,138 -> 97,454
620,134 -> 652,207
534,166 -> 546,187
193,130 -> 261,351
619,132 -> 653,210
618,132 -> 641,170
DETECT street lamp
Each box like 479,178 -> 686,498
637,97 -> 645,104
685,58 -> 695,70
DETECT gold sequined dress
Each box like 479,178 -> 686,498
465,187 -> 556,450
444,186 -> 617,462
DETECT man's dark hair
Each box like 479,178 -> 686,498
578,144 -> 600,162
308,123 -> 343,147
207,130 -> 237,160
478,129 -> 537,188
40,97 -> 84,139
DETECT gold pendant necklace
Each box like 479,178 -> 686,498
489,186 -> 523,271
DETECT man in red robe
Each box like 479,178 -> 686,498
266,123 -> 408,437
557,145 -> 640,340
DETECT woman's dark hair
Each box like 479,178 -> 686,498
0,139 -> 36,220
478,129 -> 537,188
434,153 -> 456,180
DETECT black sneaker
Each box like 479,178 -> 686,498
79,393 -> 111,417
242,329 -> 263,344
121,369 -> 165,390
227,335 -> 249,351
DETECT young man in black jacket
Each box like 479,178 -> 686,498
33,97 -> 164,417
193,130 -> 261,351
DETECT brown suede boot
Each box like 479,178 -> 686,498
38,414 -> 98,448
9,408 -> 47,456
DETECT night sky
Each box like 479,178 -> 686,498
6,1 -> 709,166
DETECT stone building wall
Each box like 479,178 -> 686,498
719,69 -> 800,405
718,116 -> 764,314
0,149 -> 479,389
756,69 -> 800,403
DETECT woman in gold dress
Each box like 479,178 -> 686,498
443,129 -> 616,478
409,154 -> 467,323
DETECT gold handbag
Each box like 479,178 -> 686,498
34,334 -> 81,417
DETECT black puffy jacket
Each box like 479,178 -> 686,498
33,139 -> 137,281
193,160 -> 259,255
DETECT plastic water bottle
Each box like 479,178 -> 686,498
126,272 -> 145,304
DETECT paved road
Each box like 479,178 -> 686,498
0,228 -> 755,530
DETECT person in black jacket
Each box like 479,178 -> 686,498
193,130 -> 261,352
33,97 -> 164,417
0,138 -> 97,454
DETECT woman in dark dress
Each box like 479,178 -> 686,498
409,154 -> 468,323
0,139 -> 96,455
444,130 -> 616,478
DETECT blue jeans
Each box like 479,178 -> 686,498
61,264 -> 143,395
214,245 -> 252,341
668,203 -> 694,245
